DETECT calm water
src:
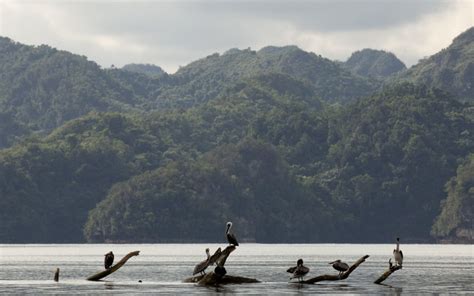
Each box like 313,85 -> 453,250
0,244 -> 472,295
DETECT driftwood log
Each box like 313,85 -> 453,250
87,250 -> 140,281
184,273 -> 260,285
184,245 -> 260,285
374,260 -> 402,284
301,255 -> 370,284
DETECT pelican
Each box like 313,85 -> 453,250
104,251 -> 114,269
193,248 -> 211,276
226,222 -> 239,246
329,259 -> 349,276
393,237 -> 403,266
287,259 -> 310,282
208,247 -> 222,266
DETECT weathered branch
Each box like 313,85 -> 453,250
86,251 -> 140,281
216,245 -> 236,267
374,265 -> 402,284
184,272 -> 260,285
301,255 -> 370,284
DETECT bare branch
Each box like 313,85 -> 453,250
87,251 -> 140,281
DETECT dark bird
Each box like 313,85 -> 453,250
104,251 -> 114,270
393,237 -> 403,266
208,247 -> 222,266
329,259 -> 349,276
193,248 -> 211,276
287,259 -> 310,282
226,222 -> 239,246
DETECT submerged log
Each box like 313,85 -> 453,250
86,250 -> 140,281
301,255 -> 370,284
374,259 -> 402,284
184,272 -> 260,285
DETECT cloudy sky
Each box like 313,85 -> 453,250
1,0 -> 472,73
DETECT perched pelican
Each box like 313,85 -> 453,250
104,251 -> 114,269
393,237 -> 403,266
193,248 -> 211,276
287,259 -> 310,282
329,259 -> 349,275
208,247 -> 222,266
226,222 -> 239,246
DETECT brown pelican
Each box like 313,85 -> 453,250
226,222 -> 239,246
208,247 -> 222,266
287,259 -> 310,282
393,237 -> 403,266
104,251 -> 114,269
193,248 -> 211,275
329,259 -> 349,275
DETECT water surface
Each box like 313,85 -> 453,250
0,244 -> 472,294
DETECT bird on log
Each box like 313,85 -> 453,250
287,259 -> 310,282
329,260 -> 349,276
104,251 -> 114,270
193,248 -> 211,276
226,222 -> 239,246
393,237 -> 403,266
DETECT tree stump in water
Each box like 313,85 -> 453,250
86,250 -> 140,281
54,268 -> 60,282
183,245 -> 259,286
184,272 -> 260,285
301,255 -> 370,284
374,262 -> 402,284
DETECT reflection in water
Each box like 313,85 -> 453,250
378,283 -> 403,296
0,244 -> 472,295
104,282 -> 114,290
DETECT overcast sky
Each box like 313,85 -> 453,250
1,0 -> 472,73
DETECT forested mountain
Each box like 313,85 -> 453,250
122,63 -> 166,78
398,27 -> 474,103
162,46 -> 379,106
0,30 -> 473,243
0,37 -> 159,148
344,49 -> 406,79
0,39 -> 376,148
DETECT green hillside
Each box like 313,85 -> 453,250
344,49 -> 406,79
398,27 -> 474,103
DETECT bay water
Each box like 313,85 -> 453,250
0,244 -> 472,294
